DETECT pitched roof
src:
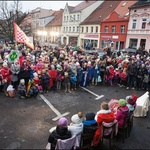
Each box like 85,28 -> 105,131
114,1 -> 137,18
80,1 -> 121,25
71,1 -> 96,12
68,6 -> 75,11
46,9 -> 64,27
129,0 -> 150,9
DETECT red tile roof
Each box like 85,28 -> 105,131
46,9 -> 64,26
80,1 -> 121,25
114,1 -> 137,18
71,1 -> 96,12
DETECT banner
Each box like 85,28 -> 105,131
13,22 -> 34,50
8,50 -> 19,63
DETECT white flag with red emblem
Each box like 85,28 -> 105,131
13,22 -> 34,50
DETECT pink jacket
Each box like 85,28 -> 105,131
115,106 -> 129,127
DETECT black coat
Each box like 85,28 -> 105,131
48,126 -> 71,150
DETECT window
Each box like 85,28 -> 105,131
120,25 -> 125,33
91,26 -> 93,33
86,27 -> 88,33
73,26 -> 75,32
132,19 -> 137,29
141,18 -> 147,29
63,27 -> 65,32
74,15 -> 76,20
96,26 -> 98,33
77,14 -> 80,20
82,27 -> 84,33
105,26 -> 108,33
66,27 -> 68,32
69,27 -> 71,32
64,16 -> 66,21
77,26 -> 79,32
112,26 -> 116,33
67,16 -> 68,21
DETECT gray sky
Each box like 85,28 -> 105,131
20,1 -> 83,12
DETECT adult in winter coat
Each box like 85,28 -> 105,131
19,60 -> 31,86
48,117 -> 71,150
115,99 -> 129,127
126,59 -> 137,89
10,60 -> 20,89
93,102 -> 115,146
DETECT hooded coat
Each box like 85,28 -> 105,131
93,110 -> 115,146
48,126 -> 71,150
115,106 -> 129,127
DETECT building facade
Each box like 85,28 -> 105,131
126,1 -> 150,52
45,9 -> 64,45
100,1 -> 137,51
80,0 -> 120,50
61,1 -> 103,47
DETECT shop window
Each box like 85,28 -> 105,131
129,38 -> 137,49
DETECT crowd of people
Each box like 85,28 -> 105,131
47,93 -> 137,149
0,43 -> 149,98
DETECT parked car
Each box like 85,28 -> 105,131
112,48 -> 137,57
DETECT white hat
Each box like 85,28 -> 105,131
20,79 -> 25,84
75,62 -> 80,66
33,72 -> 38,77
2,62 -> 8,67
71,114 -> 82,124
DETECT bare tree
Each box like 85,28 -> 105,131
0,1 -> 27,43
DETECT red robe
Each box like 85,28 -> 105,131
93,112 -> 115,146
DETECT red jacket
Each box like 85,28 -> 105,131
120,72 -> 127,81
1,67 -> 11,82
93,112 -> 115,146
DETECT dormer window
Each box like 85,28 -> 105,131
122,2 -> 127,7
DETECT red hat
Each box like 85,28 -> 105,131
132,94 -> 137,103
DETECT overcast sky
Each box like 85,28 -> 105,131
20,1 -> 83,12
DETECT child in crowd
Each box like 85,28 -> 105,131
64,72 -> 71,93
120,68 -> 127,87
18,79 -> 26,98
41,69 -> 50,93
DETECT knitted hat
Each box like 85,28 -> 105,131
33,72 -> 38,77
71,112 -> 83,124
85,112 -> 95,121
57,117 -> 68,127
20,79 -> 25,84
126,96 -> 135,105
119,99 -> 126,107
2,62 -> 8,67
132,94 -> 137,103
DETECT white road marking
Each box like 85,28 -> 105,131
39,94 -> 70,121
80,86 -> 104,100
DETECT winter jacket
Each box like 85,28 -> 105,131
1,67 -> 11,82
48,126 -> 71,150
93,110 -> 115,146
10,64 -> 20,82
115,106 -> 129,127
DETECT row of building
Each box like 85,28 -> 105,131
20,0 -> 150,52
